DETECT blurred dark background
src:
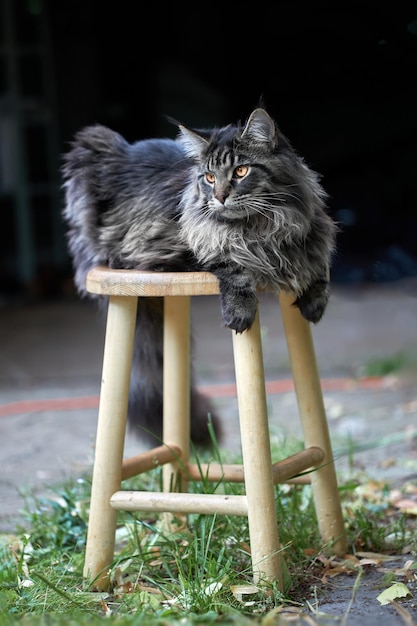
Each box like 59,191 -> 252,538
1,0 -> 417,303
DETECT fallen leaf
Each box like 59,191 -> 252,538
230,583 -> 260,602
357,558 -> 380,567
377,582 -> 413,605
355,551 -> 398,562
392,499 -> 417,515
318,554 -> 361,582
390,560 -> 417,581
204,580 -> 223,596
100,596 -> 112,615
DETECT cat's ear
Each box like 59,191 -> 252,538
177,125 -> 209,160
241,109 -> 277,147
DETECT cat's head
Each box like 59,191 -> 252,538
177,108 -> 324,224
178,108 -> 278,158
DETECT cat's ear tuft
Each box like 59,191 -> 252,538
177,125 -> 209,160
242,109 -> 277,147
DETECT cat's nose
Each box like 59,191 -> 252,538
214,186 -> 230,204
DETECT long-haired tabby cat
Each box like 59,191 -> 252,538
62,107 -> 337,447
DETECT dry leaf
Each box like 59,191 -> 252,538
392,499 -> 417,515
100,596 -> 112,615
355,551 -> 399,562
231,583 -> 260,602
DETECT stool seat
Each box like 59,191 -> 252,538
86,266 -> 221,296
83,267 -> 347,591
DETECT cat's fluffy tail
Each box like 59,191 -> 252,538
62,126 -> 222,449
127,297 -> 223,448
62,125 -> 128,296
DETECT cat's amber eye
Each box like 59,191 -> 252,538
234,165 -> 249,178
205,172 -> 216,184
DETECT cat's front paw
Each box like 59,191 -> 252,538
294,280 -> 330,324
221,292 -> 258,333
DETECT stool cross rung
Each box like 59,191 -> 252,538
110,491 -> 249,516
122,445 -> 325,485
122,444 -> 181,481
186,445 -> 324,484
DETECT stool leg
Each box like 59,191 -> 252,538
163,296 -> 190,495
232,310 -> 283,588
83,295 -> 138,590
279,291 -> 347,556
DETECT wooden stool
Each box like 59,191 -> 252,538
83,266 -> 347,591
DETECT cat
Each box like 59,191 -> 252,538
62,107 -> 337,447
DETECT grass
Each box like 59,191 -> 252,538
361,351 -> 416,377
1,434 -> 416,624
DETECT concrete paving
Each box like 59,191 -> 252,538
1,279 -> 417,621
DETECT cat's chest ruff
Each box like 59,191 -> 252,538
182,218 -> 303,288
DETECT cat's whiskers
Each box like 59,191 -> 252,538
246,198 -> 310,242
262,189 -> 308,209
246,203 -> 277,224
245,197 -> 291,223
